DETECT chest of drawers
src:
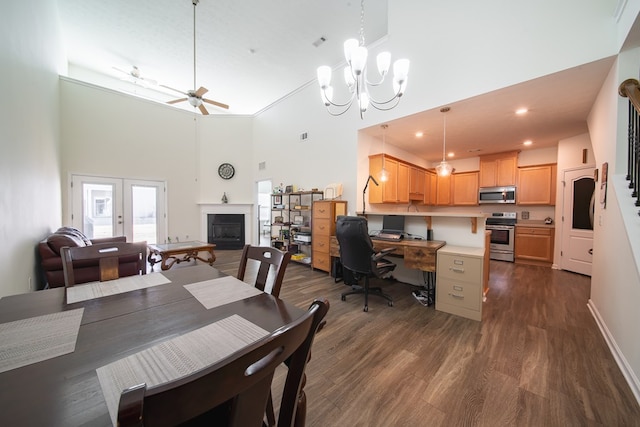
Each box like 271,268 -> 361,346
436,245 -> 485,321
311,200 -> 347,272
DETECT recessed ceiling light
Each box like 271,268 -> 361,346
415,131 -> 424,138
523,140 -> 533,146
447,152 -> 455,158
516,108 -> 528,115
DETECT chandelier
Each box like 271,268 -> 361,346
316,0 -> 410,119
436,107 -> 453,177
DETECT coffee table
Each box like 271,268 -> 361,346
147,241 -> 216,270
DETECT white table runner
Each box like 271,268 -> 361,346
97,314 -> 269,426
184,276 -> 263,310
0,308 -> 84,374
66,273 -> 171,304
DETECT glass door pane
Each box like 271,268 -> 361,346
72,175 -> 123,239
131,185 -> 158,244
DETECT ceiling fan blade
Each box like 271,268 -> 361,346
167,98 -> 188,105
160,85 -> 188,96
199,104 -> 210,115
203,98 -> 230,110
195,86 -> 208,97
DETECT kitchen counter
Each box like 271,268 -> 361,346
516,220 -> 555,229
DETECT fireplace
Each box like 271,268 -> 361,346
208,214 -> 245,250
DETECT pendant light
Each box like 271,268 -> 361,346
436,107 -> 453,177
379,124 -> 389,182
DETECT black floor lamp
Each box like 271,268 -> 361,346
362,175 -> 379,215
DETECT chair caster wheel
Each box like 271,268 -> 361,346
363,306 -> 368,312
341,295 -> 346,301
388,301 -> 393,307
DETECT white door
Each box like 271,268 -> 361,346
72,175 -> 166,244
560,167 -> 595,276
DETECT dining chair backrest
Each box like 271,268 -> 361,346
61,241 -> 147,287
237,244 -> 292,297
117,298 -> 330,427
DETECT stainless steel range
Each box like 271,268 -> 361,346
486,212 -> 516,262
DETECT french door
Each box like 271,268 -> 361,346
71,175 -> 166,244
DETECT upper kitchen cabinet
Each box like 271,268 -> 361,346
409,166 -> 425,201
424,169 -> 437,205
452,171 -> 479,205
369,154 -> 409,204
436,173 -> 452,206
479,151 -> 518,187
517,164 -> 557,205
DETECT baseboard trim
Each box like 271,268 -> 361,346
588,299 -> 640,406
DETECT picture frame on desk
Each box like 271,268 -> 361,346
285,185 -> 294,193
273,195 -> 282,204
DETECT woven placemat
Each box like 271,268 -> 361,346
97,314 -> 269,426
0,308 -> 84,374
184,276 -> 263,310
67,273 -> 171,303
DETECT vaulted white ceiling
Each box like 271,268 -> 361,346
57,1 -> 624,162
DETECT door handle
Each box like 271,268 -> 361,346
588,248 -> 593,255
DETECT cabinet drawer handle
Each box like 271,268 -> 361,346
449,293 -> 464,299
450,267 -> 465,273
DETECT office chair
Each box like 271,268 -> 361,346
61,241 -> 147,287
335,216 -> 396,312
117,299 -> 330,427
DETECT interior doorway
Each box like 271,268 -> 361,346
257,180 -> 272,246
560,166 -> 595,276
71,175 -> 166,244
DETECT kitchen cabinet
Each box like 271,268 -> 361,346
409,166 -> 425,201
436,245 -> 485,321
312,200 -> 347,272
435,173 -> 451,206
452,171 -> 479,205
514,225 -> 554,265
517,164 -> 557,205
423,170 -> 437,205
368,154 -> 409,203
479,151 -> 518,187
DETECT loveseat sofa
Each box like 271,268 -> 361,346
39,227 -> 144,288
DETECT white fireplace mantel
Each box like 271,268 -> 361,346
199,203 -> 254,244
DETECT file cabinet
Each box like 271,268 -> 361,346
436,245 -> 485,321
311,200 -> 347,272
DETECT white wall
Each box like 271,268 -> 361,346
60,80 -> 254,243
0,0 -> 66,296
587,53 -> 640,401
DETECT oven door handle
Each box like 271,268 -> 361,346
486,225 -> 514,230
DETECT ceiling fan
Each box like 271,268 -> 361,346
162,0 -> 229,115
112,65 -> 157,87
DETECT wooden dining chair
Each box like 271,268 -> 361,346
237,244 -> 292,297
117,299 -> 330,427
61,241 -> 147,287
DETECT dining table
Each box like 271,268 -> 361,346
0,264 -> 306,426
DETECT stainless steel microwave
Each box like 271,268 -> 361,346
478,186 -> 516,204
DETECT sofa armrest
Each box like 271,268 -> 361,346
91,236 -> 127,244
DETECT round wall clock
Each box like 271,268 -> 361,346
218,163 -> 235,180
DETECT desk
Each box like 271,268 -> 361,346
330,237 -> 445,305
147,240 -> 216,270
330,236 -> 445,272
0,265 -> 304,426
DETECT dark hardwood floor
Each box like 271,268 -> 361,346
211,250 -> 640,426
